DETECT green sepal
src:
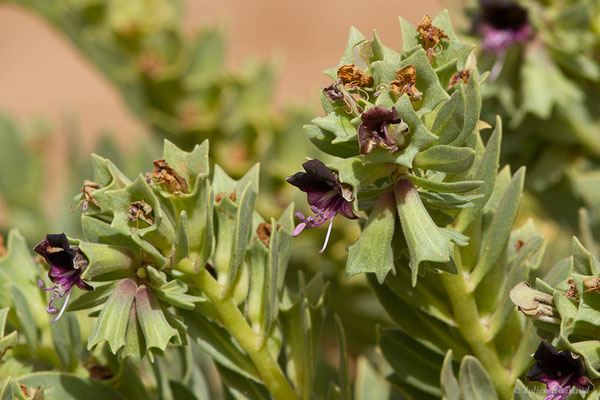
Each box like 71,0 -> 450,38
431,88 -> 465,145
160,139 -> 209,194
135,285 -> 178,356
363,93 -> 438,167
80,215 -> 138,249
346,190 -> 396,283
119,303 -> 146,363
394,178 -> 465,285
310,107 -> 360,154
572,237 -> 600,276
408,173 -> 482,194
413,145 -> 475,174
152,279 -> 206,310
96,175 -> 176,255
77,241 -> 138,282
454,116 -> 502,232
90,153 -> 131,191
328,157 -> 395,203
172,210 -> 190,266
169,174 -> 213,266
447,72 -> 481,147
354,357 -> 391,400
419,191 -> 483,210
67,282 -> 118,312
88,278 -> 137,354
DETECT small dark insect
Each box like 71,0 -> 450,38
583,277 -> 600,293
72,180 -> 101,212
128,200 -> 155,231
515,239 -> 524,251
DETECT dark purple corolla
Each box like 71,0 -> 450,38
35,233 -> 93,323
358,106 -> 409,155
286,159 -> 358,253
475,0 -> 532,54
527,340 -> 594,400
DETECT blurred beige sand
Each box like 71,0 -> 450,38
0,0 -> 445,146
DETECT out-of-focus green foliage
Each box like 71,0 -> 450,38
466,0 -> 600,232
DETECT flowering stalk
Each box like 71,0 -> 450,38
176,259 -> 299,400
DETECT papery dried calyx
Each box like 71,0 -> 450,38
509,282 -> 559,324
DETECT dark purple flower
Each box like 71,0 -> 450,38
475,0 -> 532,53
358,107 -> 409,155
527,340 -> 594,400
286,159 -> 358,253
34,233 -> 93,323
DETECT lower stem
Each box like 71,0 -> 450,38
178,260 -> 299,400
440,271 -> 514,400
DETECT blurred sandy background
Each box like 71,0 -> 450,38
0,0 -> 449,149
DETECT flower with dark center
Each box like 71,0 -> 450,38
527,340 -> 594,400
475,0 -> 532,54
286,159 -> 358,253
358,106 -> 410,155
35,233 -> 93,323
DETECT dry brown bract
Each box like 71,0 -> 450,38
584,277 -> 600,293
147,159 -> 188,194
449,70 -> 471,88
128,200 -> 155,231
390,64 -> 423,101
565,279 -> 579,301
417,15 -> 449,63
337,64 -> 374,89
256,222 -> 282,247
73,180 -> 102,212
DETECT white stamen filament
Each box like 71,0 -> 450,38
50,290 -> 71,324
318,218 -> 334,254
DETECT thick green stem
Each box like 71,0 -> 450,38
177,259 -> 299,400
440,270 -> 514,400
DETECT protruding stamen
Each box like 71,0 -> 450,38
318,218 -> 335,254
38,279 -> 54,292
50,290 -> 72,324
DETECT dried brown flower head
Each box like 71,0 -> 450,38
416,15 -> 449,62
337,64 -> 374,89
565,279 -> 579,301
128,200 -> 155,231
73,180 -> 101,212
448,70 -> 471,88
390,64 -> 423,101
146,159 -> 188,194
